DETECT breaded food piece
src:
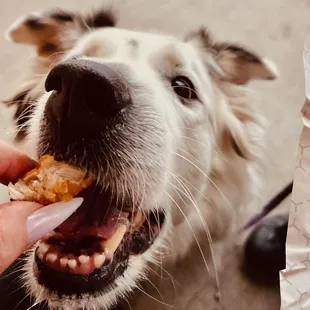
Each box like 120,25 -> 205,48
8,155 -> 92,205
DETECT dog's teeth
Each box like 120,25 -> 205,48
46,253 -> 57,263
93,253 -> 105,269
101,224 -> 127,256
133,211 -> 145,227
68,259 -> 77,269
60,257 -> 68,268
78,255 -> 90,264
40,243 -> 50,255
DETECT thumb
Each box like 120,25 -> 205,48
0,198 -> 83,273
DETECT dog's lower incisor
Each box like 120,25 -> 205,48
3,5 -> 278,310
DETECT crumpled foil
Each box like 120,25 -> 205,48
280,36 -> 310,309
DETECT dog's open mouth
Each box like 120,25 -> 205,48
34,184 -> 164,295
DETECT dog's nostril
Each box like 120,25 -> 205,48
45,72 -> 63,93
44,59 -> 132,131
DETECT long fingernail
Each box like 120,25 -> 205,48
26,197 -> 83,245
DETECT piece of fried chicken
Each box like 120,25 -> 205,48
8,155 -> 92,205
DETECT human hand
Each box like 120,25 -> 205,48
0,141 -> 83,272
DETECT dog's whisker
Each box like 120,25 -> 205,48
47,57 -> 62,72
15,110 -> 36,123
38,300 -> 47,310
172,172 -> 211,204
135,283 -> 175,308
179,135 -> 237,170
45,50 -> 67,60
82,16 -> 92,32
142,276 -> 169,308
164,191 -> 210,274
169,175 -> 213,245
170,173 -> 221,294
135,161 -> 153,238
176,145 -> 211,172
4,99 -> 37,105
173,152 -> 235,215
168,180 -> 211,247
13,293 -> 32,310
8,280 -> 28,295
153,208 -> 161,237
123,298 -> 133,310
147,265 -> 179,290
14,123 -> 30,133
0,265 -> 26,280
26,300 -> 42,310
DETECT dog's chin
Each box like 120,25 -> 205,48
23,172 -> 168,309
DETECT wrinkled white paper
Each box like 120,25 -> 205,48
280,37 -> 310,309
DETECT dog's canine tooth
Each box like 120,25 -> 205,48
39,243 -> 50,255
46,253 -> 58,263
68,259 -> 77,269
93,253 -> 105,269
101,224 -> 127,257
133,211 -> 145,227
60,257 -> 69,268
78,255 -> 90,264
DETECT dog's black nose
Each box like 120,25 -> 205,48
45,59 -> 131,131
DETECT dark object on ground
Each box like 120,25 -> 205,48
243,214 -> 288,285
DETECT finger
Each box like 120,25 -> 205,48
0,198 -> 83,273
0,201 -> 41,272
0,141 -> 36,185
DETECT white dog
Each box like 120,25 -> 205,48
4,6 -> 277,310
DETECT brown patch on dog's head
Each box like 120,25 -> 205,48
4,7 -> 117,142
186,28 -> 278,85
6,8 -> 116,58
85,8 -> 116,28
213,42 -> 278,84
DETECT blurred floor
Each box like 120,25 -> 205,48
0,0 -> 308,309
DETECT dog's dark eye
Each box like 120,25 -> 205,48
172,76 -> 197,100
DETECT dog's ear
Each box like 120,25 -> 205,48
186,28 -> 278,85
5,8 -> 117,142
6,8 -> 116,57
213,43 -> 278,85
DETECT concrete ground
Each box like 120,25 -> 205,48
0,0 -> 309,309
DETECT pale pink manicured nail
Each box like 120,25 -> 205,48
26,197 -> 83,245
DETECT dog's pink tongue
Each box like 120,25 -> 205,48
56,210 -> 129,240
55,185 -> 130,240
